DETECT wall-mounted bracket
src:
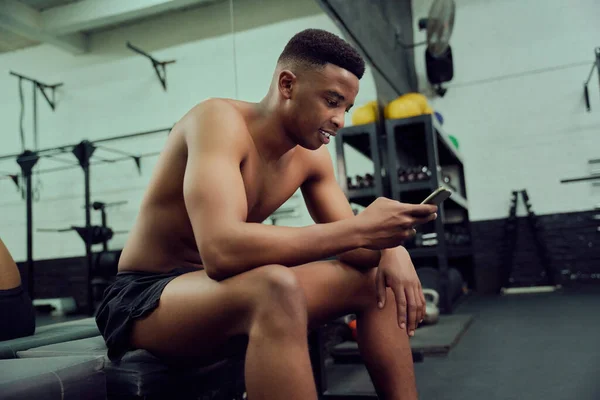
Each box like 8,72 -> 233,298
10,71 -> 62,111
583,47 -> 600,112
127,42 -> 176,91
10,71 -> 63,151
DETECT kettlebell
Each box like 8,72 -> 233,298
421,289 -> 440,325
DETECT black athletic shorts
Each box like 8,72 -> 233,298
95,266 -> 200,361
0,285 -> 36,342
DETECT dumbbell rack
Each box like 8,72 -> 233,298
335,114 -> 473,313
334,122 -> 386,204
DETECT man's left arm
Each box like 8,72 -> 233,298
300,148 -> 393,270
301,148 -> 427,334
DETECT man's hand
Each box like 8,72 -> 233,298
356,198 -> 437,250
375,247 -> 426,337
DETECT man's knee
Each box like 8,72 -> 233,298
258,264 -> 301,293
250,264 -> 307,332
354,266 -> 393,309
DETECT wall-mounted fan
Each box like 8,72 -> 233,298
400,0 -> 456,96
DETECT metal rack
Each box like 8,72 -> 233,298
335,114 -> 473,313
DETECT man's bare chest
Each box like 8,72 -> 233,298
240,155 -> 306,223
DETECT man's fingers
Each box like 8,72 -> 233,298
419,285 -> 426,324
405,288 -> 418,336
414,286 -> 424,328
407,204 -> 438,217
376,267 -> 386,309
394,285 -> 407,330
411,213 -> 438,226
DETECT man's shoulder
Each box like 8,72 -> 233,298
185,98 -> 248,128
180,98 -> 251,149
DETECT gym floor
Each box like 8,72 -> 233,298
327,285 -> 600,400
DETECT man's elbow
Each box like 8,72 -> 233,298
201,248 -> 230,281
200,237 -> 240,281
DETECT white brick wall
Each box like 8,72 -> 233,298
0,0 -> 379,261
412,0 -> 600,220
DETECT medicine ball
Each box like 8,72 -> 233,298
416,267 -> 441,293
351,100 -> 378,126
384,97 -> 422,120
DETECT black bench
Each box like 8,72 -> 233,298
15,335 -> 247,400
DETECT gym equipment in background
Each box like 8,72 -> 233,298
417,266 -> 466,305
0,128 -> 170,315
351,100 -> 378,126
418,0 -> 456,97
38,200 -> 128,309
398,166 -> 433,183
560,157 -> 600,184
422,289 -> 440,325
583,47 -> 600,112
499,190 -> 559,294
7,71 -> 63,298
417,267 -> 441,293
347,173 -> 376,189
384,92 -> 435,120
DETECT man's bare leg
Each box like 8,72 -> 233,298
130,260 -> 415,400
355,289 -> 417,399
293,261 -> 417,400
130,264 -> 318,400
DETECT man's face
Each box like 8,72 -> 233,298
282,63 -> 359,150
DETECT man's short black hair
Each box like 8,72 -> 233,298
278,29 -> 365,80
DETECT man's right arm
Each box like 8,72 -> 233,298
183,100 -> 367,281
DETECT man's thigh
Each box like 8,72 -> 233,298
130,260 -> 374,363
291,259 -> 376,328
129,268 -> 257,364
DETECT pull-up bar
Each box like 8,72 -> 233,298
0,126 -> 170,307
0,126 -> 172,162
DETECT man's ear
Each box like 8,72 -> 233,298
278,70 -> 296,99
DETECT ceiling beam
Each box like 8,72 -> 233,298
0,0 -> 87,54
42,0 -> 213,35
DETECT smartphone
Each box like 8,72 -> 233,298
421,186 -> 453,205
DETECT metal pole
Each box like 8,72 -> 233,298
596,48 -> 600,103
72,141 -> 96,315
33,83 -> 38,151
16,151 -> 39,298
84,159 -> 94,315
25,172 -> 33,296
101,207 -> 108,252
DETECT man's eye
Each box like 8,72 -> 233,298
327,99 -> 338,107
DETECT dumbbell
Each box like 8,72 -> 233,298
398,168 -> 407,183
347,177 -> 356,190
364,173 -> 375,188
417,166 -> 432,181
355,175 -> 366,188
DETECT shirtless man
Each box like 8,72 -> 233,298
95,29 -> 438,400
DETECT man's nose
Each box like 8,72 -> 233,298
332,112 -> 345,130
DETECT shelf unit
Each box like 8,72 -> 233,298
334,122 -> 386,208
335,114 -> 474,313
